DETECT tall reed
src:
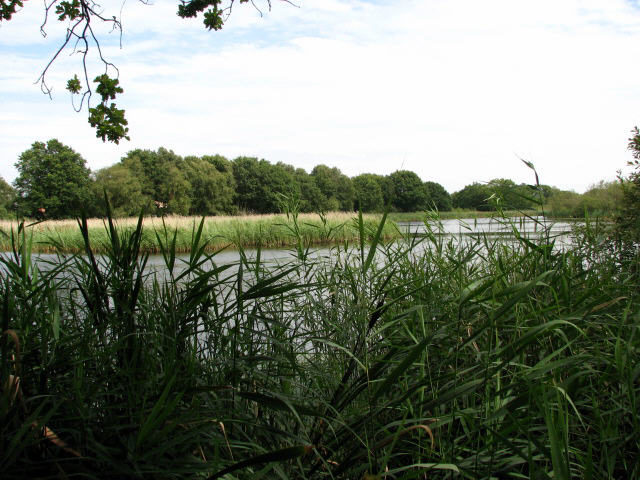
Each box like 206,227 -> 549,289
0,205 -> 638,478
0,212 -> 399,254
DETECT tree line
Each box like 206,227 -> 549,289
3,139 -> 453,218
0,138 -> 629,219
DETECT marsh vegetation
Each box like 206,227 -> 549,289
1,205 -> 638,479
0,210 -> 546,254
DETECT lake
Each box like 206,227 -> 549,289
4,217 -> 577,276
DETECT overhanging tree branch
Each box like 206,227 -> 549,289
1,0 -> 295,143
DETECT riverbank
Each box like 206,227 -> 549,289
0,210 -> 541,253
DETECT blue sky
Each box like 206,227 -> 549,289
2,0 -> 640,193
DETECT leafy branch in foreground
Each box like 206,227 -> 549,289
0,0 -> 290,143
0,0 -> 23,20
87,75 -> 129,143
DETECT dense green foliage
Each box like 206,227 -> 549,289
424,180 -> 452,211
0,176 -> 15,218
120,148 -> 193,215
311,165 -> 355,211
449,177 -> 626,219
7,138 -> 632,220
547,181 -> 624,218
233,157 -> 296,213
614,127 -> 640,243
185,155 -> 236,215
387,170 -> 427,212
11,140 -> 460,218
353,173 -> 385,212
92,164 -> 147,217
13,140 -> 93,219
451,179 -> 544,211
451,182 -> 493,210
1,209 -> 639,478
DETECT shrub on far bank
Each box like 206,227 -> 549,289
0,176 -> 15,219
547,180 -> 623,218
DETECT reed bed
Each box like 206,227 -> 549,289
0,212 -> 399,253
1,211 -> 638,479
0,210 -> 542,254
386,209 -> 539,222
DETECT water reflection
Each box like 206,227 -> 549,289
396,216 -> 571,235
9,217 -> 577,275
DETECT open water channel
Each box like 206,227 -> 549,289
5,217 -> 575,277
143,216 -> 574,274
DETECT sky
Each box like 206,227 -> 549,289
2,0 -> 640,193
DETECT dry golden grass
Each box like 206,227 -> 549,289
0,212 -> 394,253
0,212 -> 378,232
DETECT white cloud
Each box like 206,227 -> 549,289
1,0 -> 640,192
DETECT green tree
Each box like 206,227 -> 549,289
204,154 -> 234,176
547,181 -> 624,218
270,162 -> 333,213
547,189 -> 583,217
121,148 -> 192,215
202,155 -> 237,214
423,181 -> 452,211
92,164 -> 149,217
387,170 -> 427,212
352,174 -> 384,212
486,178 -> 537,210
581,180 -> 624,216
13,139 -> 92,218
311,165 -> 354,211
232,157 -> 297,213
451,182 -> 494,211
231,157 -> 263,212
375,175 -> 395,208
183,155 -> 236,215
0,176 -> 15,218
293,168 -> 327,213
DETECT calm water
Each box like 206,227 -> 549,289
145,217 -> 574,271
396,216 -> 571,236
6,217 -> 576,275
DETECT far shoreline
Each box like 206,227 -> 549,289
0,209 -> 558,254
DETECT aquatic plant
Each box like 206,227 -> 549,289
0,206 -> 638,478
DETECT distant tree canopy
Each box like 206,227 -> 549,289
9,141 -> 460,218
311,165 -> 355,212
451,182 -> 492,211
387,170 -> 427,212
92,164 -> 147,218
424,181 -> 452,211
93,148 -> 237,217
0,176 -> 15,218
232,157 -> 297,214
184,155 -> 236,216
15,138 -> 631,220
13,139 -> 92,218
353,174 -> 385,213
294,167 -> 326,213
452,180 -> 543,211
552,181 -> 623,218
120,148 -> 192,215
